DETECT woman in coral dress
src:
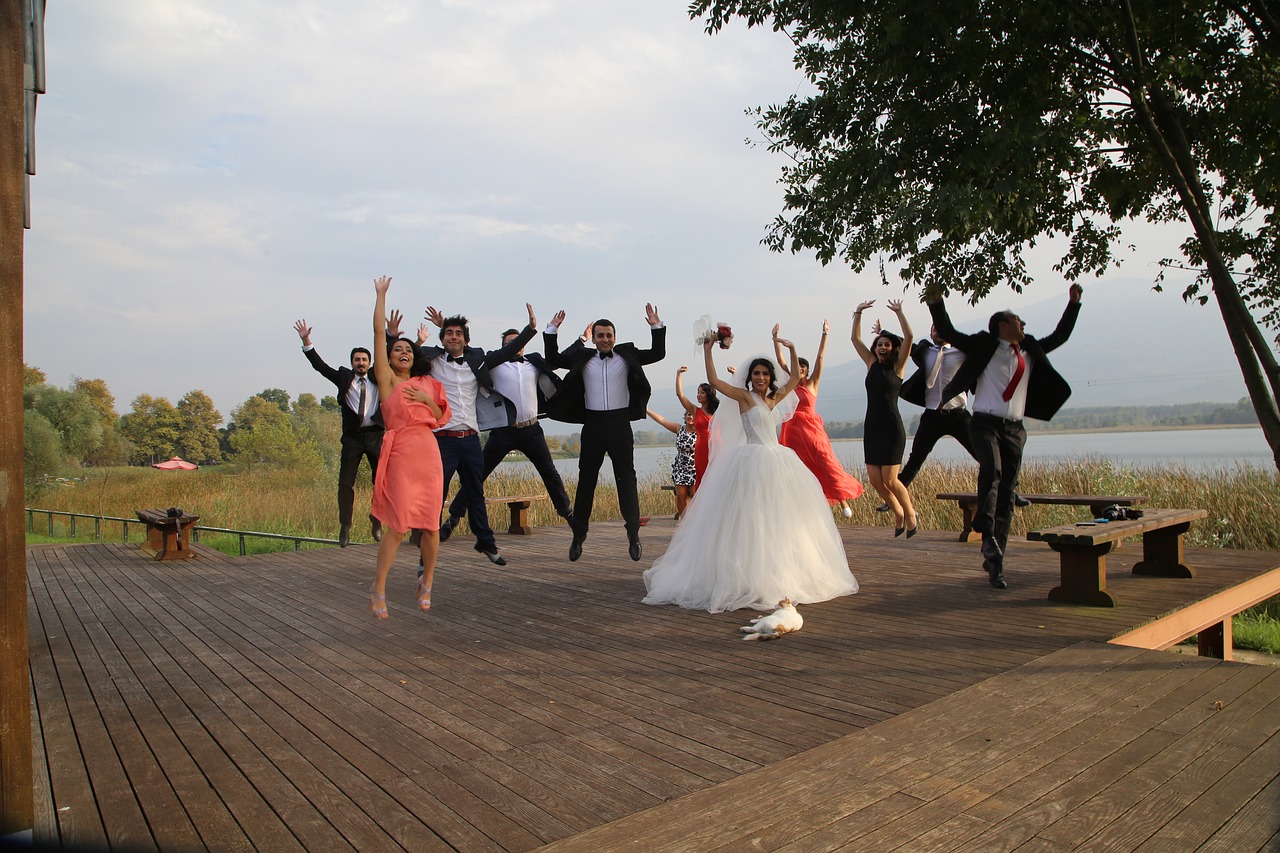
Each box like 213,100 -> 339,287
775,320 -> 864,518
368,275 -> 451,619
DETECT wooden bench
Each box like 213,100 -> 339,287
134,508 -> 200,561
1026,507 -> 1208,608
936,492 -> 1146,542
485,494 -> 548,535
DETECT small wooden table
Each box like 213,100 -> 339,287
936,492 -> 1146,542
485,494 -> 549,535
1027,508 -> 1207,607
134,508 -> 200,561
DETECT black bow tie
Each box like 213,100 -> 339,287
512,356 -> 526,363
598,351 -> 613,359
448,355 -> 466,364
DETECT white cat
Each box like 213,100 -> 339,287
740,599 -> 802,641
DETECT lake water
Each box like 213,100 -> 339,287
498,427 -> 1273,483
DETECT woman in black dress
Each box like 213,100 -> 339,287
852,299 -> 918,537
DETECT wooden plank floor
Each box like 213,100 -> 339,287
24,518 -> 1280,851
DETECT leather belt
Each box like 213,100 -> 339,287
973,412 -> 1023,425
513,418 -> 538,428
436,428 -> 478,438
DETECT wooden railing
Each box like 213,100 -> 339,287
24,508 -> 337,556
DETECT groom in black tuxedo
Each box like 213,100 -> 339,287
544,305 -> 665,562
294,318 -> 384,547
929,284 -> 1083,588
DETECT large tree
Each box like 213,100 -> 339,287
176,390 -> 223,465
694,0 -> 1280,468
121,394 -> 181,464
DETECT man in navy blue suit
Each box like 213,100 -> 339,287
417,305 -> 536,566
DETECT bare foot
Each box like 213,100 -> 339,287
417,578 -> 432,611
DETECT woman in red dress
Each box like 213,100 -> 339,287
368,275 -> 451,619
775,320 -> 865,518
673,365 -> 719,489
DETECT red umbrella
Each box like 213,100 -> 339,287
152,457 -> 199,471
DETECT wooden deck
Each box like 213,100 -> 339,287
24,519 -> 1280,851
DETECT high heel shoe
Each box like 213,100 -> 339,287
369,587 -> 388,620
417,578 -> 432,611
894,515 -> 905,537
906,513 -> 919,539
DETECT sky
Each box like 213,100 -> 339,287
22,1 -> 1252,428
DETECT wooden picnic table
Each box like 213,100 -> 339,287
1027,507 -> 1207,607
936,492 -> 1147,541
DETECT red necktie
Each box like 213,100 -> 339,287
1002,344 -> 1025,402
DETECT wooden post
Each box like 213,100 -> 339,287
0,0 -> 33,837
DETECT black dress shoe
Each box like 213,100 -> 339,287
987,568 -> 1008,589
370,515 -> 383,543
438,517 -> 456,543
338,524 -> 351,548
478,546 -> 507,566
628,538 -> 642,561
876,502 -> 891,513
569,535 -> 585,562
1014,492 -> 1032,508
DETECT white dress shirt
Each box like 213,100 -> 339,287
973,340 -> 1032,420
922,344 -> 968,411
433,355 -> 479,431
491,360 -> 539,424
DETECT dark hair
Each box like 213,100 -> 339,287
745,358 -> 779,398
988,311 -> 1010,336
439,315 -> 471,344
387,337 -> 432,377
591,319 -> 615,337
871,331 -> 902,362
350,347 -> 372,363
698,382 -> 720,415
500,328 -> 521,343
797,357 -> 810,372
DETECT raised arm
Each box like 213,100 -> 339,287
1039,283 -> 1084,353
645,408 -> 680,434
851,300 -> 875,367
888,299 -> 914,375
674,365 -> 696,414
372,276 -> 394,389
704,337 -> 749,405
807,319 -> 831,392
774,328 -> 802,401
772,323 -> 786,369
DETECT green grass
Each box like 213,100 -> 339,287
26,460 -> 1280,654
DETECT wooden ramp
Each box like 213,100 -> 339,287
24,518 -> 1280,851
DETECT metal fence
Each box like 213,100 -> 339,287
24,508 -> 338,556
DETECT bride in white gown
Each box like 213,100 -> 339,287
642,329 -> 858,613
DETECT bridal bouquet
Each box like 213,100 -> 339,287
694,315 -> 734,349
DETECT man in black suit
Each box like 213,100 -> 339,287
418,306 -> 538,566
544,305 -> 665,562
929,284 -> 1083,588
441,307 -> 574,531
294,318 -> 384,547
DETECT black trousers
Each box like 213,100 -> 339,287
437,433 -> 496,551
337,426 -> 383,527
969,413 -> 1026,553
447,422 -> 573,520
899,407 -> 976,487
575,411 -> 639,539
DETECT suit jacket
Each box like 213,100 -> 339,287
303,347 -> 383,437
899,339 -> 935,409
542,326 -> 666,423
419,325 -> 537,431
928,300 -> 1080,422
488,351 -> 563,427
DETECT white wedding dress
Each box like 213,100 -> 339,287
642,392 -> 859,613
